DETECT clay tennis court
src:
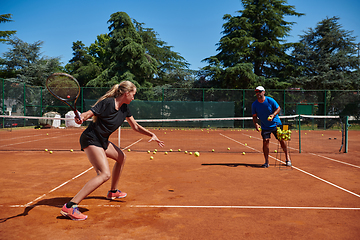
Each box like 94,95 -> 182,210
0,127 -> 360,239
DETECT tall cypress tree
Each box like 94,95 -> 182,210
290,17 -> 360,90
203,0 -> 303,89
87,12 -> 158,87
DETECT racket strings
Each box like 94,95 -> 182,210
47,76 -> 79,101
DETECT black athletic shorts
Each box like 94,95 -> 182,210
79,129 -> 109,151
261,128 -> 279,140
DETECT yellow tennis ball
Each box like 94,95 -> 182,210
147,150 -> 150,153
268,117 -> 272,121
49,151 -> 53,154
274,150 -> 277,153
249,136 -> 252,138
227,147 -> 230,150
245,143 -> 247,146
212,149 -> 215,152
153,151 -> 156,154
242,152 -> 245,155
178,149 -> 181,152
154,149 -> 158,152
165,152 -> 168,155
45,149 -> 48,152
189,152 -> 192,155
169,149 -> 173,152
194,152 -> 200,157
150,156 -> 153,160
128,149 -> 131,152
185,151 -> 188,154
70,149 -> 73,152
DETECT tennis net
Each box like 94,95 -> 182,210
0,114 -> 347,153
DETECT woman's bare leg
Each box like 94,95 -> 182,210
105,142 -> 126,191
70,145 -> 111,204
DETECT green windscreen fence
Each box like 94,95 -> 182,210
83,99 -> 235,128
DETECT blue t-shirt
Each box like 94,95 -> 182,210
252,96 -> 282,130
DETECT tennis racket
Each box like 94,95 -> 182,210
46,73 -> 81,120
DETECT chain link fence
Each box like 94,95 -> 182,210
1,78 -> 359,123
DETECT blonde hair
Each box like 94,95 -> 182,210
92,81 -> 136,122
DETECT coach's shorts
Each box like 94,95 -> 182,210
261,128 -> 279,140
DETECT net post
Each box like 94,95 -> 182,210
344,116 -> 349,153
298,115 -> 301,153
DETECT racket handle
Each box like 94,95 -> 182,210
74,110 -> 81,121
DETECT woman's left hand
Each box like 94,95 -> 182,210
148,134 -> 165,148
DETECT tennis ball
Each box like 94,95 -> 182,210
169,149 -> 173,152
242,152 -> 245,155
147,150 -> 150,153
178,149 -> 181,152
274,150 -> 277,153
70,149 -> 73,152
128,149 -> 131,152
185,151 -> 188,154
46,133 -> 48,136
212,149 -> 215,152
249,136 -> 252,138
165,152 -> 168,155
245,143 -> 247,146
45,149 -> 48,152
194,152 -> 200,157
189,152 -> 192,155
268,116 -> 272,121
150,156 -> 153,160
227,147 -> 230,150
154,149 -> 158,152
153,151 -> 156,154
49,151 -> 53,154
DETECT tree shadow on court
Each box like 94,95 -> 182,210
202,163 -> 266,168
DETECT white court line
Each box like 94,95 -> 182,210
220,133 -> 360,199
240,132 -> 359,169
1,133 -> 74,147
122,138 -> 143,150
3,204 -> 360,211
14,140 -> 143,207
309,153 -> 360,169
129,205 -> 360,210
22,167 -> 94,207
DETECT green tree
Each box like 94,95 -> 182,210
1,37 -> 62,85
133,20 -> 190,86
88,34 -> 111,71
202,0 -> 303,89
87,12 -> 158,87
290,17 -> 360,90
0,14 -> 17,42
65,41 -> 101,86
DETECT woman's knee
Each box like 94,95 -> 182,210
98,171 -> 111,182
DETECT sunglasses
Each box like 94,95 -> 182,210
255,90 -> 263,93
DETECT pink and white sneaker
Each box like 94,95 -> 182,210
106,190 -> 127,200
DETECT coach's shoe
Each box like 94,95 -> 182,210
261,163 -> 269,168
106,189 -> 127,200
60,204 -> 87,221
286,160 -> 292,167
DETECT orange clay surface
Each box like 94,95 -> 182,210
0,128 -> 360,239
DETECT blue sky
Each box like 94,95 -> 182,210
1,0 -> 359,70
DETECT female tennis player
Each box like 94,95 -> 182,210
60,81 -> 164,220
